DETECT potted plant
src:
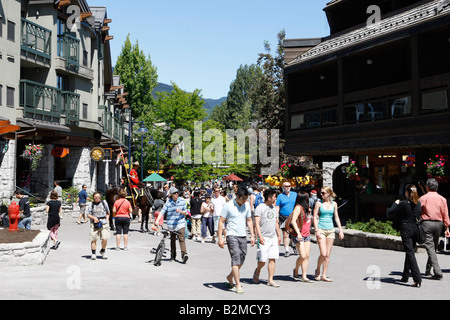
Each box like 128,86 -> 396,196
21,144 -> 44,172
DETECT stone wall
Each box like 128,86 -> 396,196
0,140 -> 16,201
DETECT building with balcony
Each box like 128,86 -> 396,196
0,0 -> 129,200
284,0 -> 450,220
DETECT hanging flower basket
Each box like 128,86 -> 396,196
21,144 -> 44,172
426,153 -> 449,183
345,160 -> 360,180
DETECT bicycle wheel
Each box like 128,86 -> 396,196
154,241 -> 165,266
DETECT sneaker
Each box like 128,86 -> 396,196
91,254 -> 96,260
284,251 -> 290,258
123,247 -> 129,251
182,255 -> 189,264
101,251 -> 108,260
55,241 -> 60,249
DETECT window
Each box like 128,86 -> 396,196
305,111 -> 321,128
0,16 -> 3,38
421,89 -> 448,113
83,50 -> 88,67
82,103 -> 88,119
366,100 -> 387,121
290,114 -> 304,130
7,20 -> 15,42
7,86 -> 15,107
57,75 -> 69,91
322,108 -> 338,127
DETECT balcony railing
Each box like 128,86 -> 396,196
20,80 -> 80,125
57,33 -> 80,70
21,18 -> 52,63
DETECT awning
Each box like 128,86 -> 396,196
0,119 -> 20,135
143,172 -> 167,182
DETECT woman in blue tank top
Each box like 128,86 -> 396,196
313,187 -> 344,282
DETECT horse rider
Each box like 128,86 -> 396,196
129,161 -> 144,198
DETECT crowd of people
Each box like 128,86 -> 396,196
4,176 -> 450,294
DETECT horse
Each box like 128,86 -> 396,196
138,187 -> 159,233
106,185 -> 159,233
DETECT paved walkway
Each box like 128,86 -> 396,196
1,215 -> 450,301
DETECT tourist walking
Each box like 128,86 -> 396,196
218,186 -> 255,294
291,192 -> 313,283
86,192 -> 111,260
46,191 -> 61,250
76,184 -> 91,224
53,181 -> 63,201
419,178 -> 450,280
276,181 -> 297,257
387,184 -> 422,287
153,187 -> 189,263
113,190 -> 132,250
190,191 -> 203,241
313,186 -> 344,282
253,188 -> 281,287
212,187 -> 227,243
201,194 -> 214,243
15,190 -> 32,230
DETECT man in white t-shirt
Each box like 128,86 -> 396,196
253,188 -> 281,287
212,187 -> 227,242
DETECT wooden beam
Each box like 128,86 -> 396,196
58,0 -> 71,9
104,18 -> 112,24
110,85 -> 124,91
104,35 -> 114,42
0,120 -> 10,126
80,12 -> 93,20
102,26 -> 110,32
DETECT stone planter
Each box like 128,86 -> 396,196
311,228 -> 424,252
0,230 -> 51,267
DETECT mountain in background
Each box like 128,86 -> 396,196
152,82 -> 226,115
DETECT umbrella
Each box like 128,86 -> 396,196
222,174 -> 243,181
143,172 -> 167,182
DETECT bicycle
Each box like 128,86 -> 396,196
150,226 -> 180,266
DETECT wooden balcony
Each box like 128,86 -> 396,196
20,18 -> 52,67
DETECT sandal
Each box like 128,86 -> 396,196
224,282 -> 235,289
314,270 -> 321,281
267,282 -> 280,288
235,287 -> 245,294
321,277 -> 333,282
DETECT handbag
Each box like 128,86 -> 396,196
284,206 -> 303,235
416,219 -> 426,245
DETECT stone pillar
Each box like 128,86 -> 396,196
0,140 -> 16,201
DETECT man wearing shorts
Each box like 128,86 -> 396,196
87,192 -> 110,260
218,186 -> 255,294
253,188 -> 281,287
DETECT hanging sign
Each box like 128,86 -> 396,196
91,147 -> 105,162
51,147 -> 70,158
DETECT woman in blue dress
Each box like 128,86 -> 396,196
313,186 -> 344,282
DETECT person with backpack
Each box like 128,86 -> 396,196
87,192 -> 111,260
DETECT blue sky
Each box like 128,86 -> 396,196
92,0 -> 331,99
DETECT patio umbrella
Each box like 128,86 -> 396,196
143,172 -> 167,182
222,174 -> 243,181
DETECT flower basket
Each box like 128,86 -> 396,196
346,160 -> 360,180
426,153 -> 449,183
21,144 -> 44,172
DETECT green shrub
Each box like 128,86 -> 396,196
346,218 -> 400,236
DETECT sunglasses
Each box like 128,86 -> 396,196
284,185 -> 291,188
321,192 -> 327,195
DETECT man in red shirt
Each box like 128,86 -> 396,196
419,178 -> 450,280
129,161 -> 142,193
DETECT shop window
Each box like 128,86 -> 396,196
322,108 -> 338,127
290,114 -> 304,130
305,111 -> 321,128
421,89 -> 448,113
389,95 -> 411,118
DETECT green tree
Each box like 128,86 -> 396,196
114,34 -> 158,120
251,30 -> 286,137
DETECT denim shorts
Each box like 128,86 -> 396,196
291,234 -> 311,244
